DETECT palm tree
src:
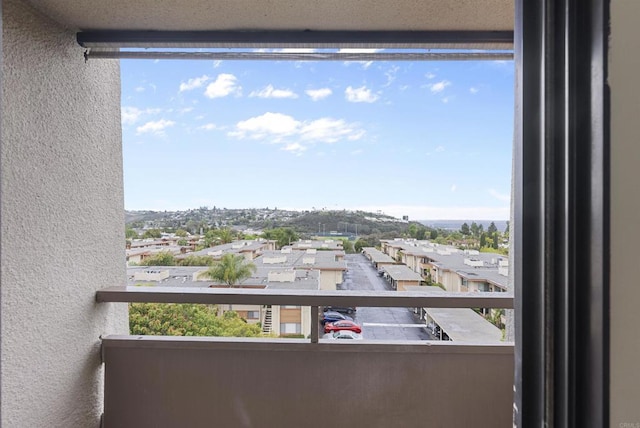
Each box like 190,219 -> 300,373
200,253 -> 256,287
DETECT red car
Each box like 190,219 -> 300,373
324,320 -> 362,334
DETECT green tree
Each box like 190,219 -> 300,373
274,227 -> 298,248
200,253 -> 257,287
470,222 -> 479,237
480,233 -> 487,248
341,239 -> 355,254
430,230 -> 438,240
175,229 -> 188,237
488,222 -> 498,234
178,255 -> 215,266
218,228 -> 234,244
129,303 -> 262,337
144,251 -> 176,266
460,222 -> 470,236
177,239 -> 188,246
142,229 -> 162,239
354,238 -> 368,253
125,227 -> 139,239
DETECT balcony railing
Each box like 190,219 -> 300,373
98,287 -> 514,427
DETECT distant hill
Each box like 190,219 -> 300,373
125,207 -> 423,238
419,220 -> 509,232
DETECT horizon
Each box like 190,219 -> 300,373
125,206 -> 508,225
121,53 -> 514,221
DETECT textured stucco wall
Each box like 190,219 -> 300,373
1,0 -> 128,426
610,0 -> 640,425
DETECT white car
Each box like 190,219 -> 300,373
322,330 -> 363,340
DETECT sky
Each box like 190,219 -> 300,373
121,50 -> 514,220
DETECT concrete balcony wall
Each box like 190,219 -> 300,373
0,0 -> 128,426
103,336 -> 514,427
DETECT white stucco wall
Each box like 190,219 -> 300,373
609,0 -> 640,424
1,0 -> 128,426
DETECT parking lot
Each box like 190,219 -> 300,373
332,253 -> 434,340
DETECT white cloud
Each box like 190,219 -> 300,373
351,149 -> 364,155
435,145 -> 445,153
230,112 -> 299,141
429,80 -> 451,93
283,143 -> 306,155
488,189 -> 511,202
299,118 -> 365,143
228,112 -> 365,149
198,123 -> 218,131
305,88 -> 333,101
121,106 -> 162,125
204,74 -> 241,98
135,86 -> 145,92
122,107 -> 143,125
451,185 -> 457,192
213,60 -> 223,68
249,84 -> 298,99
179,75 -> 210,92
345,86 -> 379,103
383,65 -> 400,87
470,87 -> 479,94
136,119 -> 176,136
425,72 -> 437,79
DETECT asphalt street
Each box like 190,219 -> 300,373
337,253 -> 434,340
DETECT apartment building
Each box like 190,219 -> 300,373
127,265 -> 320,337
173,239 -> 276,263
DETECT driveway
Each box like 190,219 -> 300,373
340,253 -> 434,340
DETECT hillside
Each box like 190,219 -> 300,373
125,207 -> 421,238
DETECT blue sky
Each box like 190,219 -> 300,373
121,51 -> 514,220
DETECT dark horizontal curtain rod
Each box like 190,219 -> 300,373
84,50 -> 513,61
77,30 -> 514,49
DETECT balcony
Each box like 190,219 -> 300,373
98,287 -> 514,427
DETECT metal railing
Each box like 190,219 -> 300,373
97,286 -> 513,342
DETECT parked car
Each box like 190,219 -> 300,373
322,330 -> 363,340
324,320 -> 362,334
321,311 -> 353,325
323,305 -> 357,315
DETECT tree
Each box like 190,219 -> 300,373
178,255 -> 215,266
175,229 -> 188,237
125,227 -> 139,239
430,229 -> 438,240
200,253 -> 257,287
480,233 -> 487,248
129,303 -> 262,337
274,227 -> 298,248
470,222 -> 479,237
341,239 -> 355,254
218,228 -> 234,244
354,238 -> 368,253
460,222 -> 470,236
488,222 -> 498,234
177,239 -> 188,246
142,229 -> 162,239
144,251 -> 175,266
